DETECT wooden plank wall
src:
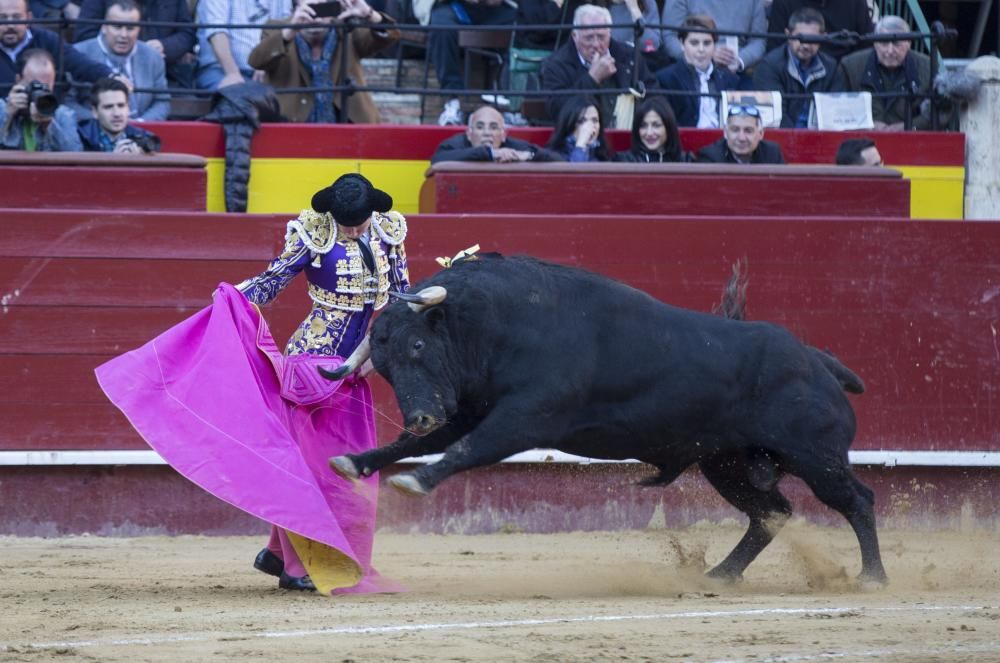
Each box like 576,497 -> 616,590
2,208 -> 998,455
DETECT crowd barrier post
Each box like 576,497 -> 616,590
961,56 -> 1000,220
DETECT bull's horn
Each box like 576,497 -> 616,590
389,286 -> 448,312
318,335 -> 370,381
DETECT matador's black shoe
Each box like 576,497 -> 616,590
278,572 -> 316,592
253,548 -> 284,578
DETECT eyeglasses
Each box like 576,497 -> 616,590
727,105 -> 761,118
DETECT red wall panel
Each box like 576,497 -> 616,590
1,211 -> 997,455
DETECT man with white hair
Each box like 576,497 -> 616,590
838,15 -> 931,131
539,4 -> 658,122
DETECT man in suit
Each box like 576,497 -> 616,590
71,0 -> 169,121
248,0 -> 399,124
431,105 -> 563,163
696,104 -> 786,164
74,0 -> 197,88
540,3 -> 658,124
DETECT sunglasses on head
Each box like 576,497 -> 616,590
727,105 -> 761,118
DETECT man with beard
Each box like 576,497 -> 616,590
77,76 -> 158,152
0,0 -> 110,97
72,0 -> 169,121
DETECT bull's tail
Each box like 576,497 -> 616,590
713,258 -> 748,321
811,346 -> 865,394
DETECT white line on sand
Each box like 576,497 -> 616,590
5,603 -> 995,652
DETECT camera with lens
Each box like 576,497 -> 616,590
24,80 -> 59,118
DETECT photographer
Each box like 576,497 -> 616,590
77,76 -> 159,153
0,49 -> 82,151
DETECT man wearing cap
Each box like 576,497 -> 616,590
696,104 -> 786,164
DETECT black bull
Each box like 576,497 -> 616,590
320,254 -> 887,585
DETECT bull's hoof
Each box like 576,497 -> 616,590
389,473 -> 429,497
328,455 -> 360,481
857,570 -> 889,591
705,565 -> 744,584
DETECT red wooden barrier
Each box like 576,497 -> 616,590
144,121 -> 965,167
0,153 -> 207,211
1,209 -> 998,456
419,163 -> 911,217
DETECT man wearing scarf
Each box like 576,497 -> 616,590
72,0 -> 169,121
249,0 -> 399,124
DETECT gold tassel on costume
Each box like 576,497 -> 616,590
435,244 -> 481,268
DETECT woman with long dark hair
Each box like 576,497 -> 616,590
545,95 -> 612,162
614,96 -> 688,162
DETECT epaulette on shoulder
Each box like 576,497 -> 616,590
374,210 -> 407,246
287,209 -> 336,254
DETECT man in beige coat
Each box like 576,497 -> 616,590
248,0 -> 399,123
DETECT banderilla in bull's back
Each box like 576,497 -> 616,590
319,254 -> 886,588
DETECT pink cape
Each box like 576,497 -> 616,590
95,283 -> 399,594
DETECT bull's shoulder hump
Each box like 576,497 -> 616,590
374,211 -> 407,246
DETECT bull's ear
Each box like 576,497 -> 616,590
424,305 -> 446,327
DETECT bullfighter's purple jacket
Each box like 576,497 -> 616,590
237,209 -> 409,357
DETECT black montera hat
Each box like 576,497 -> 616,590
311,173 -> 393,227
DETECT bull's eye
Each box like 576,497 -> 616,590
413,339 -> 425,351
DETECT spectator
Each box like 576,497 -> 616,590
72,0 -> 169,121
249,0 -> 399,124
429,0 -> 516,125
656,15 -> 738,128
28,0 -> 79,22
540,4 -> 658,123
431,104 -> 564,163
0,48 -> 82,150
835,136 -> 882,165
614,95 -> 687,162
753,7 -> 844,128
838,15 -> 930,131
74,0 -> 197,87
77,76 -> 157,151
767,0 -> 873,60
515,0 -> 660,54
0,0 -> 110,97
662,0 -> 767,75
544,94 -> 610,161
196,0 -> 291,90
696,104 -> 785,163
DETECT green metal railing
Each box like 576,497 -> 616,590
879,0 -> 936,54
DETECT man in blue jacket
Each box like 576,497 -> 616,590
0,0 -> 110,96
77,76 -> 158,152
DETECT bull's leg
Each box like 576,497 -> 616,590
329,416 -> 477,481
699,452 -> 792,581
389,409 -> 556,495
792,458 -> 888,586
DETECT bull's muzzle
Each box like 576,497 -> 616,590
318,335 -> 370,381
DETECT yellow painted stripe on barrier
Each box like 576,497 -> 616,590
897,166 -> 965,220
204,158 -> 966,221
